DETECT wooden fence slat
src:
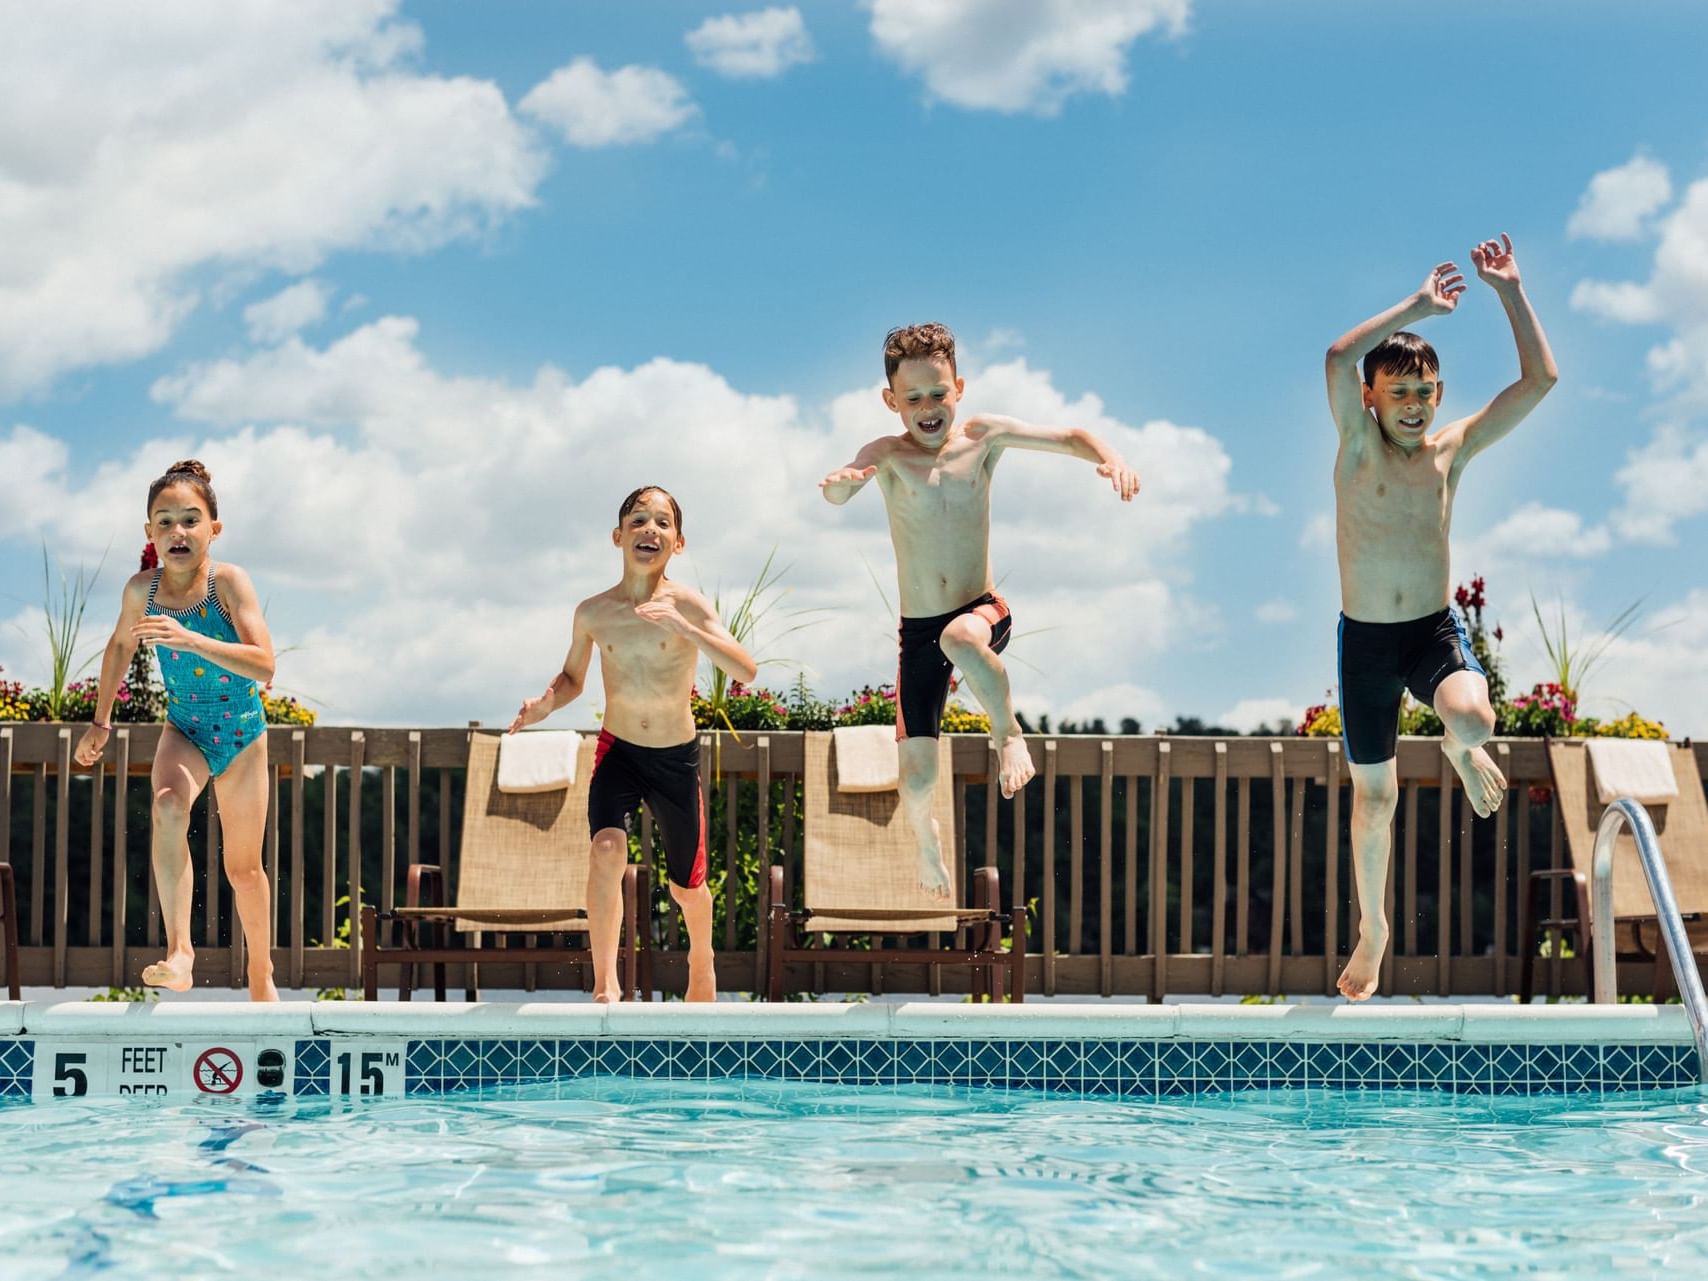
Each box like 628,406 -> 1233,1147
290,731 -> 306,990
723,774 -> 738,953
381,766 -> 396,915
204,785 -> 219,951
1548,798 -> 1563,997
1211,743 -> 1228,996
1323,741 -> 1341,997
1458,772 -> 1475,963
1437,751 -> 1454,995
1098,741 -> 1114,998
1041,741 -> 1057,998
347,732 -> 365,989
323,763 -> 339,949
53,730 -> 71,985
1402,783 -> 1420,956
87,760 -> 104,947
1287,776 -> 1305,955
32,762 -> 47,945
1235,774 -> 1250,957
1069,771 -> 1084,958
1516,785 -> 1531,998
1178,776 -> 1195,957
757,737 -> 774,996
1123,775 -> 1139,955
407,731 -> 422,885
0,730 -> 10,873
1493,743 -> 1511,994
1266,743 -> 1285,995
266,763 -> 281,938
111,730 -> 130,986
985,741 -> 999,870
1150,741 -> 1171,1002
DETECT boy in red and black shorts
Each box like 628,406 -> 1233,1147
509,486 -> 757,1002
821,324 -> 1140,899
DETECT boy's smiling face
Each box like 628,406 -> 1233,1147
612,490 -> 684,570
1363,366 -> 1444,448
883,355 -> 964,451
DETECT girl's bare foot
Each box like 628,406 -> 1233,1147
1336,923 -> 1390,1001
592,987 -> 623,1005
686,948 -> 717,1002
248,965 -> 279,1002
1442,737 -> 1506,818
141,952 -> 195,993
916,817 -> 952,900
998,736 -> 1035,799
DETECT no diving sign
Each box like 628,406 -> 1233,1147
194,1047 -> 243,1095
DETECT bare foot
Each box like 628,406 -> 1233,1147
1336,924 -> 1390,1001
917,816 -> 952,901
686,948 -> 717,1002
141,952 -> 195,993
998,736 -> 1035,799
592,987 -> 623,1005
1443,737 -> 1506,818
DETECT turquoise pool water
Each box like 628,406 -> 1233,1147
2,1082 -> 1706,1279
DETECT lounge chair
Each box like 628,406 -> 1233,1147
361,731 -> 650,1001
1,862 -> 17,1000
1520,738 -> 1708,1002
764,731 -> 1023,1001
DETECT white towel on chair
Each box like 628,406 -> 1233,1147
497,730 -> 580,793
834,724 -> 900,793
1586,738 -> 1678,805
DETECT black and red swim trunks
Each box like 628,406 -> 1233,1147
895,592 -> 1012,740
1337,607 -> 1486,765
587,730 -> 707,888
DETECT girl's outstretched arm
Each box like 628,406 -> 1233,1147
73,572 -> 150,766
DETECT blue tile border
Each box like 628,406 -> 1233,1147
385,1037 -> 1700,1097
0,1034 -> 1698,1100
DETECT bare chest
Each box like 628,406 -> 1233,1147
1338,446 -> 1453,527
590,607 -> 695,677
883,443 -> 990,516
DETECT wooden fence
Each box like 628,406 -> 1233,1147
4,723 -> 1704,998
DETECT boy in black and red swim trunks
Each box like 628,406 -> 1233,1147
509,486 -> 757,1002
821,323 -> 1140,899
1325,234 -> 1558,1000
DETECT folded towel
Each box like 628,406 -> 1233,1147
834,724 -> 900,793
1586,738 -> 1678,805
497,730 -> 580,793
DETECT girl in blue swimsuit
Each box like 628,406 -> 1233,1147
74,460 -> 281,1000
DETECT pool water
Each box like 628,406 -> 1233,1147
2,1082 -> 1706,1279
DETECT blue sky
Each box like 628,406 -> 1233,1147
3,0 -> 1706,732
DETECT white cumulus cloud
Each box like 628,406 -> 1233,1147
243,280 -> 334,344
0,0 -> 545,399
1567,154 -> 1673,241
520,58 -> 699,147
1610,423 -> 1708,544
1255,599 -> 1297,624
867,0 -> 1189,115
687,7 -> 814,79
1215,697 -> 1302,734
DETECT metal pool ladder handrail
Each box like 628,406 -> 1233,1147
1590,797 -> 1708,1082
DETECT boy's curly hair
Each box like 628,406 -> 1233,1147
883,322 -> 957,383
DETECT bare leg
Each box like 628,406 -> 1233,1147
212,736 -> 277,1001
898,737 -> 951,900
1435,671 -> 1505,818
143,728 -> 208,993
670,882 -> 717,1001
1338,759 -> 1399,1001
586,829 -> 629,1002
940,615 -> 1034,798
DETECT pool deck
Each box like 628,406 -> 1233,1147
1,1000 -> 1701,1100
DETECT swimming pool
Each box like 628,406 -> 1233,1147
3,1080 -> 1705,1279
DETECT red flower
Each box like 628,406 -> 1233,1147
139,543 -> 159,571
1454,585 -> 1469,608
1493,625 -> 1503,642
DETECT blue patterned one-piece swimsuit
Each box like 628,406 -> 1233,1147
147,567 -> 267,777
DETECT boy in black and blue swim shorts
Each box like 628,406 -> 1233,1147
1325,233 -> 1558,1000
821,322 -> 1140,900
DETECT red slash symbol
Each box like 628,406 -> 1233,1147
194,1047 -> 243,1095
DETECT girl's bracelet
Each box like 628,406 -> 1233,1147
91,721 -> 112,732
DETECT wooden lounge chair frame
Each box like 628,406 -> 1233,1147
1,862 -> 18,1001
361,732 -> 651,1001
764,732 -> 1025,1001
1521,738 -> 1708,1002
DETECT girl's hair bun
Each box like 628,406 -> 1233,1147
165,459 -> 212,483
148,459 -> 219,518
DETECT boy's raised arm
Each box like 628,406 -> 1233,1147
977,415 -> 1140,501
819,438 -> 888,505
509,603 -> 595,733
1326,263 -> 1464,440
1448,234 -> 1559,465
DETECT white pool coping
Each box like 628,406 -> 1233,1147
1,1000 -> 1694,1044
